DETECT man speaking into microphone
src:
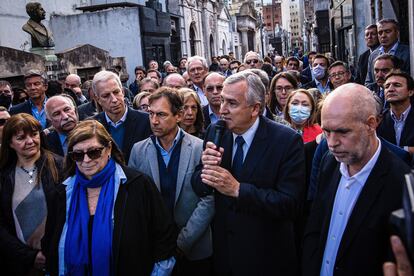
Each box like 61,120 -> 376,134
192,71 -> 306,275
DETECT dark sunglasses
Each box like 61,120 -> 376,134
246,59 -> 259,65
0,119 -> 8,126
68,147 -> 105,162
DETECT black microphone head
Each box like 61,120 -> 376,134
215,119 -> 226,130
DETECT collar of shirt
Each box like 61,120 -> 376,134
155,127 -> 183,154
29,97 -> 47,109
315,79 -> 331,94
58,132 -> 68,153
379,41 -> 399,55
105,106 -> 128,128
339,137 -> 382,188
391,104 -> 411,122
232,117 -> 260,161
208,104 -> 220,124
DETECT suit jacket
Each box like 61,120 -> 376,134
128,132 -> 214,260
355,49 -> 372,85
78,101 -> 98,121
94,107 -> 151,162
302,146 -> 410,276
202,105 -> 211,130
365,43 -> 411,85
303,79 -> 333,92
300,66 -> 313,84
22,19 -> 54,48
10,100 -> 50,128
377,107 -> 414,146
192,116 -> 306,275
44,165 -> 176,276
45,130 -> 64,157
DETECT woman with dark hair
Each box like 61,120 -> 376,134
178,88 -> 205,139
45,120 -> 176,276
0,113 -> 62,276
269,72 -> 299,118
283,89 -> 322,143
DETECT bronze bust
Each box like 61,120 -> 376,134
22,2 -> 55,48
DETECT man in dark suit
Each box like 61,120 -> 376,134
377,70 -> 414,153
45,95 -> 78,156
300,51 -> 316,84
192,71 -> 305,275
365,19 -> 410,86
355,24 -> 379,84
92,70 -> 151,162
10,70 -> 49,129
202,72 -> 225,129
302,83 -> 411,276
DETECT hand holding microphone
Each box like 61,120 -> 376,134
201,120 -> 226,166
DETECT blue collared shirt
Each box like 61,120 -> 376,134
320,138 -> 382,276
155,128 -> 183,166
231,117 -> 260,163
58,132 -> 68,154
193,85 -> 209,107
58,163 -> 175,276
208,105 -> 219,125
104,106 -> 128,128
315,79 -> 331,94
391,105 -> 411,146
379,41 -> 399,55
29,98 -> 47,129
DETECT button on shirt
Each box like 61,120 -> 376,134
194,85 -> 209,107
320,138 -> 382,276
30,98 -> 47,129
391,105 -> 411,146
231,117 -> 259,164
104,106 -> 128,128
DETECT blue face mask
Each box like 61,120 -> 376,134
289,105 -> 311,124
312,64 -> 326,80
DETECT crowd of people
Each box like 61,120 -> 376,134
0,17 -> 413,276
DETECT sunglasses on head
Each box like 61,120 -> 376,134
246,59 -> 259,65
0,119 -> 8,126
68,147 -> 105,162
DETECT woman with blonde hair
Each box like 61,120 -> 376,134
178,88 -> 205,138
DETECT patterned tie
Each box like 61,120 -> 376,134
232,136 -> 245,179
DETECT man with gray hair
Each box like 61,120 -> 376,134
10,69 -> 49,128
65,74 -> 88,104
302,83 -> 411,276
162,73 -> 186,90
192,71 -> 305,275
186,56 -> 209,106
244,51 -> 263,69
45,94 -> 79,156
92,70 -> 151,161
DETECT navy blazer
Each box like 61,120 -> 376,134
45,130 -> 64,157
94,108 -> 152,162
302,147 -> 410,276
365,43 -> 411,85
192,116 -> 306,275
377,107 -> 414,147
355,49 -> 372,85
10,100 -> 51,128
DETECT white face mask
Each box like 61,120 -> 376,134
289,105 -> 311,124
312,65 -> 326,80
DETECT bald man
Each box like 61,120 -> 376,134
202,72 -> 225,128
65,74 -> 88,104
302,83 -> 410,276
162,73 -> 186,89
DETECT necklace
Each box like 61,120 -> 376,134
20,166 -> 37,184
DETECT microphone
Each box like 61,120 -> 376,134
211,119 -> 226,149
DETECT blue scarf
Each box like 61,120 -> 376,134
65,158 -> 116,276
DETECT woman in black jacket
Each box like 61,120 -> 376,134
0,113 -> 62,276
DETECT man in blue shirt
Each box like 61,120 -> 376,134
10,70 -> 49,129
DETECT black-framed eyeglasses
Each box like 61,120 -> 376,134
0,119 -> 7,126
246,59 -> 259,65
68,147 -> 105,162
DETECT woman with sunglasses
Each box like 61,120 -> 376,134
269,72 -> 299,118
44,120 -> 176,276
178,88 -> 205,139
0,113 -> 62,275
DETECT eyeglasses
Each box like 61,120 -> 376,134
329,72 -> 347,78
246,59 -> 259,65
275,86 -> 294,93
205,85 -> 224,93
0,119 -> 8,126
68,147 -> 105,162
